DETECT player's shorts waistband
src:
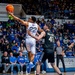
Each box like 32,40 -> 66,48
26,37 -> 36,40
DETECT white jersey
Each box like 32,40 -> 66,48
26,22 -> 38,39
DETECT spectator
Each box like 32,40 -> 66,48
19,42 -> 27,56
2,28 -> 7,36
8,31 -> 15,42
66,43 -> 74,57
0,38 -> 7,52
63,35 -> 68,45
5,44 -> 12,54
73,44 -> 75,56
66,49 -> 74,57
9,52 -> 20,74
0,22 -> 3,29
17,52 -> 26,74
73,36 -> 75,43
1,51 -> 10,73
50,18 -> 56,25
0,29 -> 3,39
13,49 -> 19,57
11,42 -> 19,53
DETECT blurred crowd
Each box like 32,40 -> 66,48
0,0 -> 75,19
0,0 -> 75,73
0,18 -> 75,56
0,17 -> 75,73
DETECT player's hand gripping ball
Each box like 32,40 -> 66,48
6,4 -> 14,13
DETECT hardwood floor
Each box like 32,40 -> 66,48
0,72 -> 75,75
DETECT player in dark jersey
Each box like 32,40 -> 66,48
36,22 -> 62,75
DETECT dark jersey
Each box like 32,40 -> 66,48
1,56 -> 10,63
43,30 -> 55,53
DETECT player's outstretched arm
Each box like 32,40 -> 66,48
27,30 -> 39,40
37,26 -> 45,40
8,12 -> 28,27
28,25 -> 45,40
68,43 -> 74,48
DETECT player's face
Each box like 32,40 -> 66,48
43,24 -> 48,30
28,17 -> 33,22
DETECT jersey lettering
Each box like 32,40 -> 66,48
29,27 -> 37,33
49,37 -> 53,42
48,33 -> 54,42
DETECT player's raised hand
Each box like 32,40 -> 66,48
7,11 -> 13,15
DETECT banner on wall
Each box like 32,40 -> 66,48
46,57 -> 75,72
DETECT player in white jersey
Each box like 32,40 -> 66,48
26,22 -> 38,54
25,20 -> 38,66
8,12 -> 45,73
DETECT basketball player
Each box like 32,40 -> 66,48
36,22 -> 62,75
8,12 -> 45,72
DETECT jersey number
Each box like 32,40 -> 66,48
49,37 -> 54,42
29,27 -> 37,33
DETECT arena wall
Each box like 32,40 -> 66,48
46,57 -> 75,72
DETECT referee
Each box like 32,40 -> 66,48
55,40 -> 66,72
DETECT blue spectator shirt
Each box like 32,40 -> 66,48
11,45 -> 19,52
10,56 -> 17,63
17,56 -> 25,64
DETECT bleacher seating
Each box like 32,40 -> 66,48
0,0 -> 75,73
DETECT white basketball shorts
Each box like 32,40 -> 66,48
26,38 -> 36,54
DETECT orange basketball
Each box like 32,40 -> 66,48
6,4 -> 14,12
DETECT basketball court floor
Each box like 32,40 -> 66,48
0,72 -> 75,75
